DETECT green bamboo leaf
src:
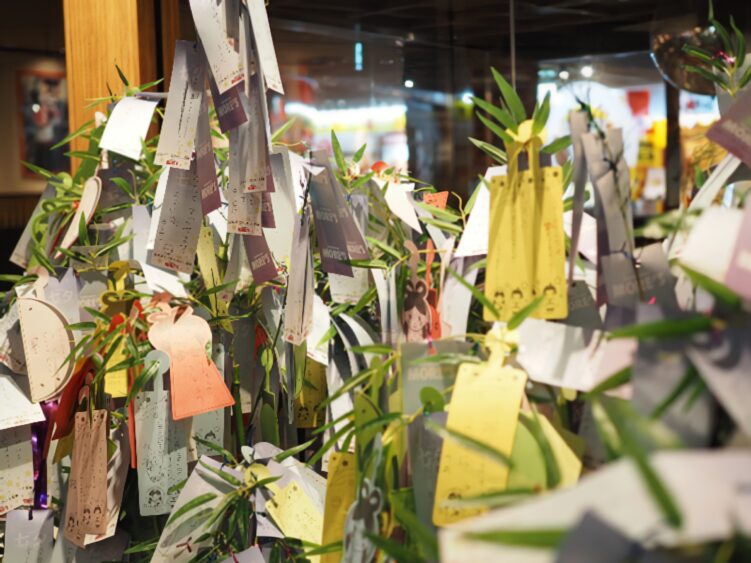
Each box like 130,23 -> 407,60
273,438 -> 316,463
413,201 -> 461,223
390,489 -> 439,561
198,459 -> 242,487
507,296 -> 544,330
350,344 -> 393,355
608,315 -> 712,340
711,18 -> 733,55
650,366 -> 700,419
51,119 -> 94,150
301,541 -> 343,557
681,45 -> 726,72
685,63 -> 728,90
419,386 -> 445,414
532,92 -> 551,136
419,216 -> 463,234
363,533 -> 423,563
471,96 -> 517,132
271,117 -> 296,143
331,130 -> 346,173
347,258 -> 389,269
490,67 -> 526,122
596,397 -> 683,527
353,142 -> 367,163
586,366 -> 631,397
425,419 -> 513,468
115,64 -> 130,86
123,538 -> 160,555
447,265 -> 500,320
519,412 -> 560,488
192,435 -> 238,464
165,492 -> 217,526
679,265 -> 741,308
541,135 -> 572,155
365,236 -> 402,259
465,528 -> 567,548
21,161 -> 54,179
476,111 -> 514,145
469,137 -> 507,164
261,402 -> 280,446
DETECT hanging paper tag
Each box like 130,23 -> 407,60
706,86 -> 751,168
64,410 -> 109,546
0,302 -> 27,375
321,452 -> 356,563
433,362 -> 526,525
135,351 -> 189,516
148,305 -> 234,420
209,76 -> 247,133
99,97 -> 158,161
0,425 -> 34,514
156,40 -> 205,169
309,171 -> 353,276
246,0 -> 284,94
0,374 -> 43,430
4,509 -> 55,561
243,231 -> 279,284
17,297 -> 75,402
725,204 -> 751,300
283,211 -> 314,344
189,0 -> 244,93
151,165 -> 203,273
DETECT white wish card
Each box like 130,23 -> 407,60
11,183 -> 55,269
147,168 -> 170,251
17,296 -> 75,402
454,166 -> 505,258
517,319 -> 635,392
0,424 -> 34,514
231,86 -> 269,193
0,373 -> 44,430
227,125 -> 263,233
153,457 -> 243,563
151,164 -> 203,273
189,0 -> 244,94
377,178 -> 422,233
135,351 -> 189,516
264,149 -> 297,265
688,325 -> 751,436
246,0 -> 284,94
4,509 -> 55,562
99,97 -> 158,161
306,294 -> 330,365
283,210 -> 314,345
0,301 -> 27,374
156,41 -> 205,169
679,206 -> 743,285
133,206 -> 189,297
439,451 -> 751,563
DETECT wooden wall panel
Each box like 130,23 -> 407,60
63,0 -> 157,155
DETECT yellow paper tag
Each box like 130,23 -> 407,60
104,335 -> 128,398
266,480 -> 323,560
321,452 -> 356,562
432,362 -> 526,525
295,361 -> 328,429
484,147 -> 567,321
196,226 -> 230,327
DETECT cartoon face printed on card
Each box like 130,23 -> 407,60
402,279 -> 431,342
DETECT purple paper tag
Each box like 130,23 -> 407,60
195,97 -> 221,215
261,192 -> 275,228
243,232 -> 278,284
725,204 -> 751,299
208,74 -> 248,133
707,87 -> 751,168
309,171 -> 354,276
329,172 -> 370,261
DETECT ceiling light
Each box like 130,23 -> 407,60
580,65 -> 594,78
404,79 -> 414,89
558,69 -> 570,80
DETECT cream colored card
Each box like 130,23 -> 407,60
135,352 -> 189,516
306,294 -> 330,365
438,451 -> 751,563
150,164 -> 203,274
55,177 -> 101,257
153,457 -> 244,562
455,166 -> 505,258
17,296 -> 75,402
4,508 -> 55,562
0,424 -> 34,514
265,479 -> 324,552
227,124 -> 263,233
246,0 -> 284,94
0,301 -> 27,374
433,362 -> 526,525
188,0 -> 244,93
155,40 -> 205,169
0,373 -> 44,430
99,97 -> 158,160
283,210 -> 314,345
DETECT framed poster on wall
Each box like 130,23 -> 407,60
16,69 -> 70,178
